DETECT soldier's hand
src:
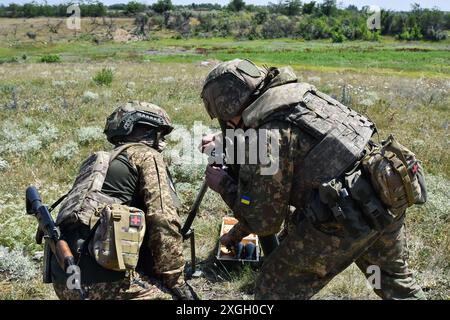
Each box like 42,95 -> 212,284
199,132 -> 222,155
205,165 -> 228,194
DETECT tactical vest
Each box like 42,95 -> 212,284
55,143 -> 146,228
242,82 -> 376,190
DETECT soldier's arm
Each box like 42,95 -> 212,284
228,122 -> 295,237
131,148 -> 185,288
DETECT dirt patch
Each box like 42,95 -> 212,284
395,47 -> 432,52
113,28 -> 139,42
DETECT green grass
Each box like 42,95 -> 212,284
93,67 -> 114,86
39,54 -> 61,63
1,38 -> 449,77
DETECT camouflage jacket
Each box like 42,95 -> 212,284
52,144 -> 184,288
218,68 -> 374,240
219,120 -> 303,239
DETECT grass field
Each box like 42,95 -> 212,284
0,18 -> 449,300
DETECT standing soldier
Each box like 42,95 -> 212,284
51,101 -> 197,300
200,59 -> 426,299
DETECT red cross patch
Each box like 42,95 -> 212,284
129,214 -> 143,228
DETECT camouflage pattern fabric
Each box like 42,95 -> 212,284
51,143 -> 185,298
53,275 -> 174,300
201,59 -> 266,121
256,214 -> 425,300
218,120 -> 424,299
104,101 -> 173,144
120,144 -> 185,288
213,85 -> 424,299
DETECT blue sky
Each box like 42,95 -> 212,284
3,0 -> 450,12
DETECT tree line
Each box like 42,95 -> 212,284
0,0 -> 448,41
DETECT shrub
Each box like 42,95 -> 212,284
77,126 -> 103,144
0,56 -> 19,64
93,68 -> 114,86
425,27 -> 447,41
0,246 -> 38,281
331,31 -> 345,43
396,26 -> 423,41
82,91 -> 99,103
364,30 -> 381,41
52,141 -> 79,161
39,54 -> 61,63
38,123 -> 59,146
262,15 -> 293,39
0,158 -> 9,171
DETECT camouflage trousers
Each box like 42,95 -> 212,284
53,276 -> 174,300
256,214 -> 425,300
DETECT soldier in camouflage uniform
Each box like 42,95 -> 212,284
200,59 -> 425,300
52,101 -> 197,300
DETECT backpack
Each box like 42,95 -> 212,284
55,143 -> 144,228
55,143 -> 148,272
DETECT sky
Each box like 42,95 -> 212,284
2,0 -> 450,12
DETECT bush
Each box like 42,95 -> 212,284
77,126 -> 103,145
93,68 -> 114,86
364,30 -> 381,41
425,27 -> 447,41
0,246 -> 38,281
52,141 -> 79,161
262,15 -> 294,39
39,54 -> 61,63
397,25 -> 423,41
0,56 -> 19,64
331,31 -> 345,43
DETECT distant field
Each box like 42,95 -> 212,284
0,17 -> 449,300
1,18 -> 450,77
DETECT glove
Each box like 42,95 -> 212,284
171,282 -> 199,300
205,165 -> 230,194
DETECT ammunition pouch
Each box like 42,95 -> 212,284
344,170 -> 394,231
308,178 -> 372,239
304,169 -> 396,237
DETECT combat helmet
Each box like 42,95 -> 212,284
201,59 -> 267,121
104,101 -> 173,144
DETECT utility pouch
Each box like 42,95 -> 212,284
304,192 -> 333,224
361,135 -> 427,217
345,170 -> 394,231
89,204 -> 146,272
317,179 -> 371,239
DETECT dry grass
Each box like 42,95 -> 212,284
0,48 -> 448,300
